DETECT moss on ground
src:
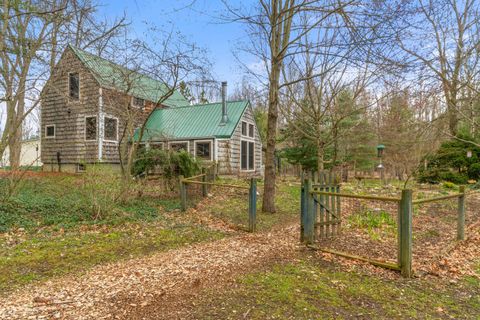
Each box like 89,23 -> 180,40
194,260 -> 480,319
0,223 -> 223,293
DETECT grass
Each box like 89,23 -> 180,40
0,175 -> 181,232
193,260 -> 480,319
347,209 -> 396,241
0,222 -> 223,293
0,174 -> 225,293
202,177 -> 300,231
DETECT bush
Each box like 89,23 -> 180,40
468,163 -> 480,180
132,148 -> 201,180
438,171 -> 468,184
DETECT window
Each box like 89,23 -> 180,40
104,117 -> 118,141
45,125 -> 55,138
241,121 -> 247,136
169,142 -> 188,152
132,97 -> 145,108
69,73 -> 79,100
77,163 -> 86,172
248,123 -> 254,138
150,142 -> 164,150
85,116 -> 97,140
195,141 -> 211,160
241,140 -> 255,170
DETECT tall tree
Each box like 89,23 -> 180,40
224,0 -> 351,212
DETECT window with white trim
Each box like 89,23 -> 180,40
85,116 -> 97,140
104,117 -> 118,141
248,123 -> 254,138
241,140 -> 255,170
241,121 -> 247,136
170,142 -> 188,152
45,125 -> 55,138
195,141 -> 212,160
150,142 -> 164,150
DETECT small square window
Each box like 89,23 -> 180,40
69,73 -> 79,100
248,124 -> 254,138
85,116 -> 97,140
77,163 -> 86,172
241,121 -> 247,136
105,117 -> 118,141
45,125 -> 55,138
195,141 -> 211,160
133,97 -> 145,108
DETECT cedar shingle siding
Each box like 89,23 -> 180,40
41,46 -> 263,176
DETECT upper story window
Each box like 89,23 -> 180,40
45,125 -> 55,138
132,97 -> 145,108
248,123 -> 254,138
69,73 -> 79,100
104,117 -> 118,141
241,121 -> 247,136
85,116 -> 97,141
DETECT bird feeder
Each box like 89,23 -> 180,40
376,144 -> 385,158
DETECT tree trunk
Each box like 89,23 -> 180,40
262,62 -> 280,213
317,140 -> 324,173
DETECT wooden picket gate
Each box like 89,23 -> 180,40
301,171 -> 341,241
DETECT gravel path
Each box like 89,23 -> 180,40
0,224 -> 299,320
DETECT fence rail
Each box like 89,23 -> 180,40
179,169 -> 257,232
302,174 -> 468,278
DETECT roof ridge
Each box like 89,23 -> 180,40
165,100 -> 249,110
68,44 -> 163,86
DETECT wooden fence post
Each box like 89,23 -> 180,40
300,174 -> 306,242
457,185 -> 466,241
201,168 -> 207,197
248,178 -> 257,232
179,175 -> 187,212
399,189 -> 413,277
304,178 -> 315,244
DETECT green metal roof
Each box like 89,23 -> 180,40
139,100 -> 250,141
68,45 -> 189,108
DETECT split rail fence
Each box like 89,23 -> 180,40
301,172 -> 467,278
179,167 -> 257,232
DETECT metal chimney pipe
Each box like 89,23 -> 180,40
220,81 -> 228,125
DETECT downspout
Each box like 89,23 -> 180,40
98,87 -> 104,161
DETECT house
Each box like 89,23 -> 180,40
138,85 -> 263,175
41,45 -> 263,175
0,138 -> 42,168
41,44 -> 189,173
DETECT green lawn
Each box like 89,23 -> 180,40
193,260 -> 480,319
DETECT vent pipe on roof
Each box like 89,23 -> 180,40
220,81 -> 228,125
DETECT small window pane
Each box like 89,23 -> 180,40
85,117 -> 97,140
196,142 -> 211,159
170,142 -> 188,152
241,140 -> 247,170
241,121 -> 247,136
69,73 -> 79,100
248,124 -> 254,138
46,125 -> 55,137
248,142 -> 254,170
105,117 -> 117,141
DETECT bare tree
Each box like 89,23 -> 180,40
224,0 -> 353,213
